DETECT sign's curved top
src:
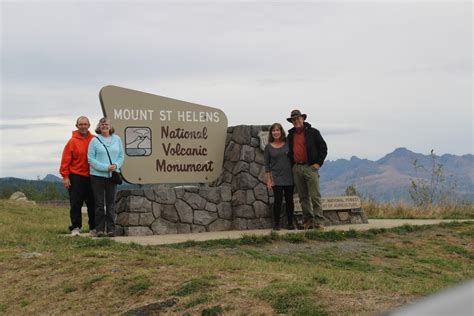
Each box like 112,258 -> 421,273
99,85 -> 228,184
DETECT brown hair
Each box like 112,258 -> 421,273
95,117 -> 115,135
268,123 -> 286,143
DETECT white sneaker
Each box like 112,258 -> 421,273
71,228 -> 81,236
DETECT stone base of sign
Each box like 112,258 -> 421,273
115,125 -> 368,236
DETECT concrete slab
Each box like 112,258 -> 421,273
107,219 -> 472,246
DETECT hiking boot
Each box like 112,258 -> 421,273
107,231 -> 115,237
97,231 -> 107,237
89,229 -> 98,237
71,228 -> 81,236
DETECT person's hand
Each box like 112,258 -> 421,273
312,163 -> 321,170
108,164 -> 117,172
63,178 -> 71,189
266,179 -> 273,191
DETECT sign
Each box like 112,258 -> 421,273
294,195 -> 361,213
258,131 -> 269,151
99,85 -> 228,184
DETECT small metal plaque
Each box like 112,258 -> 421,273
294,195 -> 361,212
258,131 -> 269,151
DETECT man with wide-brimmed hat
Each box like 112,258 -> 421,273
287,109 -> 328,229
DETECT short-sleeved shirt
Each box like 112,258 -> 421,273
264,142 -> 294,186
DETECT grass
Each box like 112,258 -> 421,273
0,200 -> 473,315
363,200 -> 474,219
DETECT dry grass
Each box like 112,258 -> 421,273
0,200 -> 473,315
363,200 -> 474,219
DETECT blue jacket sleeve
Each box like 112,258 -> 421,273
114,136 -> 125,169
88,138 -> 111,172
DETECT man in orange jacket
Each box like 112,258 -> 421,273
60,116 -> 95,236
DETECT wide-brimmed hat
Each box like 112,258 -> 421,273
287,109 -> 307,122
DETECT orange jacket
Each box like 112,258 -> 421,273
60,130 -> 95,179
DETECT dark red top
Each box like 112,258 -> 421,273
293,129 -> 308,163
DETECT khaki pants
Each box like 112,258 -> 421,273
292,164 -> 324,222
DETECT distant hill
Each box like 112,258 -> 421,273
42,174 -> 62,182
1,148 -> 472,203
320,148 -> 474,202
0,177 -> 68,201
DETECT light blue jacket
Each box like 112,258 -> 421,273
88,134 -> 125,178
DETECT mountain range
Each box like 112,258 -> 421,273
320,147 -> 473,202
1,148 -> 472,202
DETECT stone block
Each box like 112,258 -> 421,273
257,167 -> 267,182
247,219 -> 264,229
183,192 -> 207,209
220,185 -> 232,202
124,226 -> 153,236
129,196 -> 152,213
255,150 -> 265,165
161,204 -> 179,223
194,210 -> 218,226
249,162 -> 262,177
177,223 -> 191,234
231,173 -> 259,191
324,211 -> 340,223
175,187 -> 185,199
175,200 -> 193,224
232,190 -> 247,206
350,215 -> 363,224
231,126 -> 252,144
205,202 -> 218,213
254,183 -> 268,203
217,202 -> 233,220
144,189 -> 155,201
222,171 -> 233,184
225,142 -> 241,162
200,187 -> 221,204
233,161 -> 249,175
152,202 -> 161,218
209,219 -> 232,232
253,201 -> 270,218
151,218 -> 178,235
234,205 -> 254,218
246,189 -> 256,204
139,213 -> 155,226
117,212 -> 140,226
114,225 -> 124,236
338,211 -> 350,221
154,188 -> 176,204
233,218 -> 248,230
192,224 -> 206,233
184,186 -> 199,193
223,161 -> 234,172
250,137 -> 259,148
240,145 -> 256,163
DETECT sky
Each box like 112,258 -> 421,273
0,0 -> 472,179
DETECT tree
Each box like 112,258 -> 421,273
409,149 -> 455,206
345,184 -> 360,197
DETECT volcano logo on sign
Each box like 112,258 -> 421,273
125,127 -> 152,156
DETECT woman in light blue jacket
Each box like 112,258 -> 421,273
88,117 -> 124,237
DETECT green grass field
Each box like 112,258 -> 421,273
0,200 -> 473,315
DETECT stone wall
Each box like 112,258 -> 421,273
115,125 -> 367,236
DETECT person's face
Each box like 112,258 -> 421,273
76,118 -> 90,136
100,121 -> 111,135
271,126 -> 282,141
291,116 -> 304,129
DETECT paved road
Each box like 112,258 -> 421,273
108,219 -> 472,246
